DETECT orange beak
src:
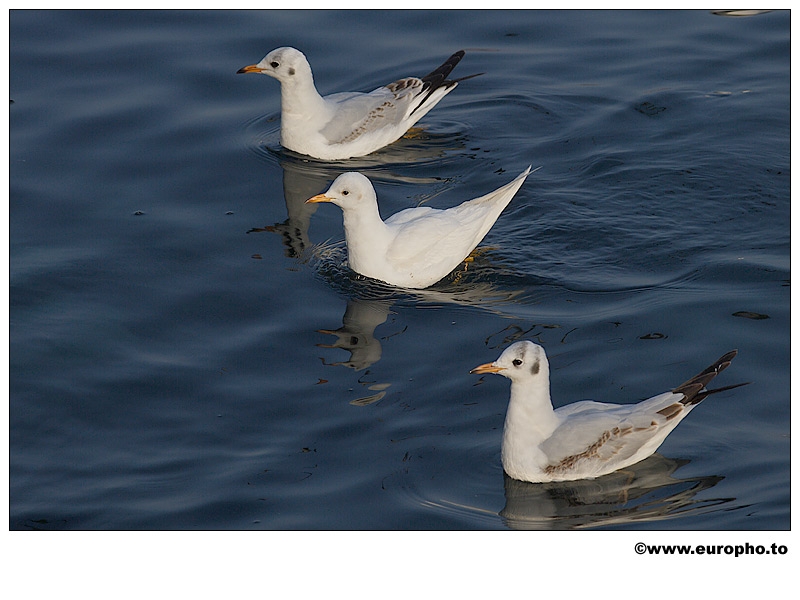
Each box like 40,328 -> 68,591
470,363 -> 505,375
237,64 -> 263,74
306,194 -> 333,204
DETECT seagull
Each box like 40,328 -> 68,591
237,47 -> 480,160
306,166 -> 533,289
470,341 -> 747,483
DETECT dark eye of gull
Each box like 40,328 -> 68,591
270,61 -> 279,68
512,359 -> 523,367
342,190 -> 349,196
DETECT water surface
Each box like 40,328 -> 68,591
9,9 -> 790,530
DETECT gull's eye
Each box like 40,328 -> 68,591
342,190 -> 349,196
270,61 -> 279,68
512,359 -> 523,367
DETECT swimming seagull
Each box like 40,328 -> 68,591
471,341 -> 748,483
306,167 -> 533,289
237,47 -> 481,160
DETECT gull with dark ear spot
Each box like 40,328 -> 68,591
306,166 -> 534,289
237,47 -> 481,160
470,341 -> 749,483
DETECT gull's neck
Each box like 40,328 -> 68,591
339,202 -> 392,279
279,74 -> 330,121
278,74 -> 332,154
501,371 -> 561,481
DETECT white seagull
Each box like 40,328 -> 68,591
471,341 -> 747,483
237,47 -> 480,160
306,167 -> 533,289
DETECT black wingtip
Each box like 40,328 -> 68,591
410,51 -> 478,117
673,350 -> 742,406
420,50 -> 467,87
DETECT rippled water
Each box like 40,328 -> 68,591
9,10 -> 790,532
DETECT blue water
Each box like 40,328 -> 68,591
9,10 -> 790,530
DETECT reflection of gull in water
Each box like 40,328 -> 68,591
317,299 -> 393,371
498,454 -> 728,530
248,156 -> 332,258
411,454 -> 729,529
316,298 -> 395,406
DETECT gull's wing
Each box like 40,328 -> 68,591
320,73 -> 446,145
318,50 -> 473,145
540,350 -> 742,478
384,207 -> 474,274
384,168 -> 532,276
542,395 -> 679,477
319,85 -> 415,144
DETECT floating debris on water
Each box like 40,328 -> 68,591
639,332 -> 667,340
732,311 -> 770,320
